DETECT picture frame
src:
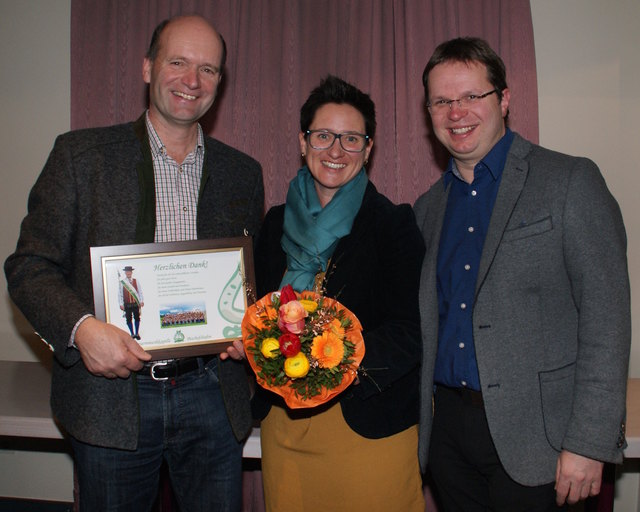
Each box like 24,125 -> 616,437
90,238 -> 255,360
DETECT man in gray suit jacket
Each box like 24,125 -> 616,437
5,15 -> 263,512
414,37 -> 630,511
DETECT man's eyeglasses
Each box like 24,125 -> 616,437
427,89 -> 499,114
305,130 -> 369,153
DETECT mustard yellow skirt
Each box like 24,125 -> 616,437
261,402 -> 425,512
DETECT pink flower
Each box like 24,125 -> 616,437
278,300 -> 308,334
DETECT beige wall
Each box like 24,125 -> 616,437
530,1 -> 640,509
1,0 -> 638,506
0,0 -> 71,363
531,0 -> 640,378
0,0 -> 74,502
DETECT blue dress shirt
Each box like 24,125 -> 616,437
434,129 -> 515,390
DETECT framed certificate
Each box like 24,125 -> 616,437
90,238 -> 255,360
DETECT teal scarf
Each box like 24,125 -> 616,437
280,167 -> 368,292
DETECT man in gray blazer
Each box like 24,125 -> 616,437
414,37 -> 630,511
5,15 -> 263,512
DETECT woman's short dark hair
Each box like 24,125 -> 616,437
145,17 -> 227,72
422,37 -> 508,102
300,75 -> 376,139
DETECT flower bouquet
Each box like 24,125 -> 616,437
241,284 -> 365,408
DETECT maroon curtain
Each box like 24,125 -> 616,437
71,0 -> 537,210
70,2 -> 536,510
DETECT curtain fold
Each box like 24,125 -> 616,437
71,0 -> 537,209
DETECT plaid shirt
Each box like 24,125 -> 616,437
145,112 -> 204,242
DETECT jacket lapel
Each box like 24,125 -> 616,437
133,114 -> 156,243
421,180 -> 449,323
475,139 -> 529,297
199,139 -> 212,204
424,181 -> 450,264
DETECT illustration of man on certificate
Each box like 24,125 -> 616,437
119,265 -> 144,340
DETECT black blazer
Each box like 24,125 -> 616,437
252,182 -> 425,438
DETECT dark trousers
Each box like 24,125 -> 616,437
428,386 -> 566,512
124,302 -> 140,335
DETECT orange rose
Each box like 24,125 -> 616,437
278,300 -> 308,334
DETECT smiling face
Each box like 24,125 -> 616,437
427,60 -> 510,179
142,16 -> 223,133
299,103 -> 373,207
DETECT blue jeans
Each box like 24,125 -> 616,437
71,359 -> 243,512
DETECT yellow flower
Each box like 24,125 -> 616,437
260,337 -> 280,359
299,299 -> 318,313
284,352 -> 310,378
311,330 -> 344,369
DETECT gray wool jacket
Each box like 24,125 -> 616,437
414,133 -> 630,485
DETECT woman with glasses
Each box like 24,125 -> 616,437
252,75 -> 426,511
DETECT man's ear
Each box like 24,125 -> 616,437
142,58 -> 152,84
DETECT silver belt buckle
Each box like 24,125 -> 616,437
150,361 -> 170,381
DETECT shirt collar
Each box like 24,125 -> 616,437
144,110 -> 205,158
443,128 -> 514,187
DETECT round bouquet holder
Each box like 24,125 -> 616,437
242,288 -> 365,408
